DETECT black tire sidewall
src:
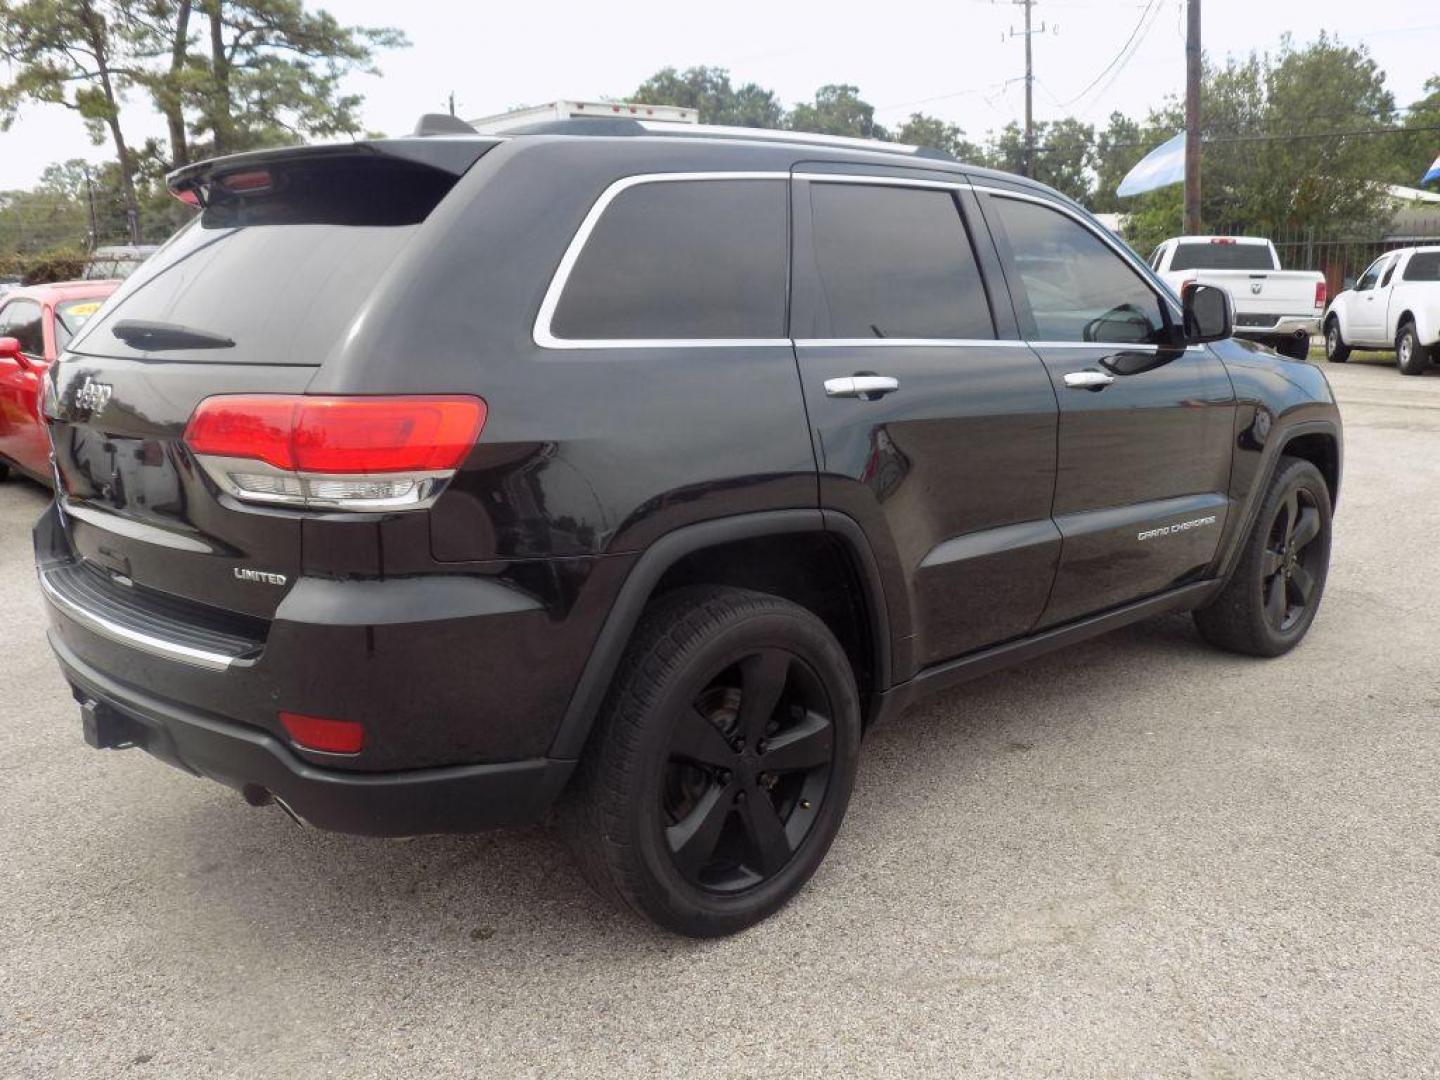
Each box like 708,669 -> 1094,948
1398,323 -> 1427,376
608,592 -> 861,935
1243,459 -> 1333,654
1325,319 -> 1348,363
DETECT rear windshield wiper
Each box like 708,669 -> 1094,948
111,319 -> 235,351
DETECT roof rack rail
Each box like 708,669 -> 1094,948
414,113 -> 478,137
638,121 -> 956,162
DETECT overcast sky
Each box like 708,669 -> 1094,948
1,0 -> 1436,190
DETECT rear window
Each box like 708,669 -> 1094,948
1168,242 -> 1275,272
1403,252 -> 1440,282
54,298 -> 106,352
69,155 -> 464,364
549,178 -> 787,341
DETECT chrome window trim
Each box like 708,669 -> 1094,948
795,338 -> 1027,348
533,171 -> 792,351
38,568 -> 239,671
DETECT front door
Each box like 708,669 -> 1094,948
790,169 -> 1061,674
1350,255 -> 1393,344
978,188 -> 1236,626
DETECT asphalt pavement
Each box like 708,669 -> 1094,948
2,356 -> 1439,1078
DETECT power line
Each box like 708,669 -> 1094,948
1055,0 -> 1162,109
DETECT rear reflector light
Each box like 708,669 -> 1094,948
184,395 -> 485,510
279,712 -> 365,754
1315,280 -> 1328,310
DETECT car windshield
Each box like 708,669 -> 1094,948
1169,242 -> 1275,272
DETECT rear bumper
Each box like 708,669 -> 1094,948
1236,316 -> 1321,339
50,631 -> 575,836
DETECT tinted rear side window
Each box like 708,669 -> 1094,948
803,183 -> 994,340
1168,242 -> 1275,272
1404,252 -> 1440,282
550,178 -> 787,341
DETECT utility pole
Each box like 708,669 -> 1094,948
448,91 -> 456,118
1184,0 -> 1202,233
82,164 -> 99,251
1007,0 -> 1047,179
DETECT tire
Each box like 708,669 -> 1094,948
0,462 -> 9,482
1278,334 -> 1311,362
1194,456 -> 1332,657
1397,320 -> 1430,377
562,585 -> 862,937
1324,317 -> 1350,363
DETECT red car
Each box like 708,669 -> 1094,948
0,280 -> 118,483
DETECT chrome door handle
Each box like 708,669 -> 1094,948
1063,370 -> 1115,390
824,375 -> 900,399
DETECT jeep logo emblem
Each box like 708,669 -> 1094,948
73,376 -> 114,415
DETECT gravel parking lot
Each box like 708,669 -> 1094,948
2,358 -> 1439,1079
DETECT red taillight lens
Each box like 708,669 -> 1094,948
184,395 -> 486,473
1315,280 -> 1328,310
279,712 -> 365,754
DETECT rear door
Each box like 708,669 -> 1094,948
791,168 -> 1060,672
977,187 -> 1235,626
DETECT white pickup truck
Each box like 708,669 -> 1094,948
1149,235 -> 1327,360
1323,247 -> 1440,376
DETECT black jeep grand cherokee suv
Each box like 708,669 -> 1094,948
34,118 -> 1341,936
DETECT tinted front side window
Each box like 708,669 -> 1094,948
0,300 -> 44,356
1355,258 -> 1387,292
992,197 -> 1167,345
551,179 -> 787,340
805,183 -> 993,340
1403,252 -> 1440,282
1169,242 -> 1274,272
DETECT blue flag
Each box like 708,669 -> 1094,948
1424,153 -> 1440,187
1117,132 -> 1187,198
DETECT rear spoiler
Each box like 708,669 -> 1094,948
166,138 -> 498,208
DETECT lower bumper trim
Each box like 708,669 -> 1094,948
51,632 -> 575,836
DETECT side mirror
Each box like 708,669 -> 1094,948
1181,283 -> 1234,344
0,336 -> 28,369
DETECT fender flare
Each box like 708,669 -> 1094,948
1214,418 -> 1342,583
547,509 -> 893,760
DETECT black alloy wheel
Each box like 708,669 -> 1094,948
1259,485 -> 1324,633
1194,456 -> 1332,657
564,585 -> 861,937
661,648 -> 836,893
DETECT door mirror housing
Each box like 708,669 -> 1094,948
1181,283 -> 1234,344
0,336 -> 28,368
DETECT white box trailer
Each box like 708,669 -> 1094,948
468,99 -> 699,135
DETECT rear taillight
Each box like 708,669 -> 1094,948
184,395 -> 485,511
1315,280 -> 1328,310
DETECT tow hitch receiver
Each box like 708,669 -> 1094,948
80,699 -> 137,750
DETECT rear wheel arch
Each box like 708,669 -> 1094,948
549,511 -> 892,761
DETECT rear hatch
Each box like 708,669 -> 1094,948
47,141 -> 493,622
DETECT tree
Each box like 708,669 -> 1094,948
987,119 -> 1096,203
155,0 -> 406,162
0,0 -> 151,240
788,84 -> 887,140
630,66 -> 783,128
895,113 -> 981,161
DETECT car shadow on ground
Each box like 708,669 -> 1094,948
158,608 -> 1214,955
